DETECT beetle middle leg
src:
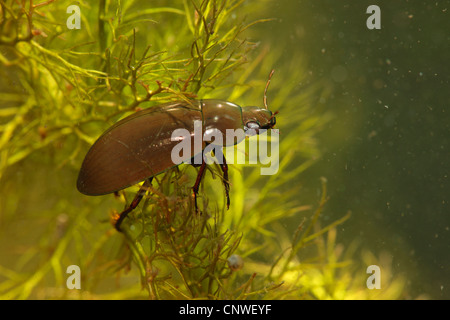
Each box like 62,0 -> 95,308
192,150 -> 230,212
114,178 -> 153,231
192,157 -> 207,213
218,152 -> 230,209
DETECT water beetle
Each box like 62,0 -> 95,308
77,71 -> 277,231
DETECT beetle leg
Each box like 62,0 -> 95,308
115,178 -> 153,231
192,157 -> 207,213
219,153 -> 230,209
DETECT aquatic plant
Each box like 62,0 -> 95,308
0,0 -> 406,299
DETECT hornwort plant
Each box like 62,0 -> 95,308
0,0 -> 406,299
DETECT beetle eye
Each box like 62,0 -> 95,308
245,121 -> 260,136
246,121 -> 260,129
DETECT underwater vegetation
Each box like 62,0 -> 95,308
0,0 -> 407,299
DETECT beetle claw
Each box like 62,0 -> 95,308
192,158 -> 207,213
113,178 -> 153,232
219,153 -> 231,210
193,190 -> 200,214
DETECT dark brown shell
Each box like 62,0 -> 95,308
77,101 -> 203,195
77,99 -> 275,196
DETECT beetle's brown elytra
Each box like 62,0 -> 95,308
77,72 -> 277,231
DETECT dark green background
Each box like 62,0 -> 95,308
253,1 -> 449,298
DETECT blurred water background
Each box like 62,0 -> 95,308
251,0 -> 449,299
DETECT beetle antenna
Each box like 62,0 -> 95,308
264,69 -> 275,110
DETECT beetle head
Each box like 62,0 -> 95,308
242,106 -> 277,136
242,70 -> 278,135
242,69 -> 277,136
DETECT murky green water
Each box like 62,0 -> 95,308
251,1 -> 449,298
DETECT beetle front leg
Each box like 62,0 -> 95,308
192,158 -> 207,213
114,178 -> 153,231
219,153 -> 230,209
